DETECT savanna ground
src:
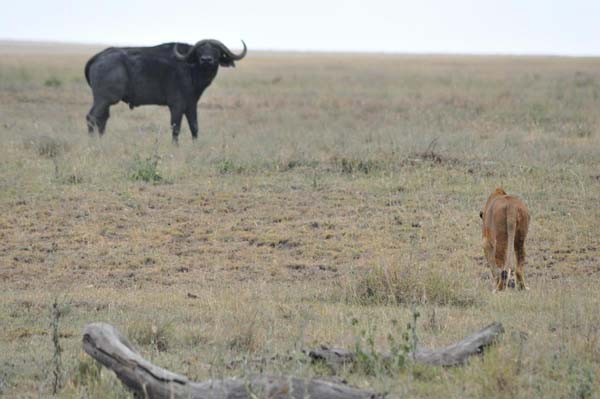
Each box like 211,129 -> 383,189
0,41 -> 599,398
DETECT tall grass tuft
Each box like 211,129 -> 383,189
127,319 -> 174,352
65,355 -> 130,398
23,135 -> 70,159
346,262 -> 478,307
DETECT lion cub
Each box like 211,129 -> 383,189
480,188 -> 530,291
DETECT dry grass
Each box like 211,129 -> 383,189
0,42 -> 599,398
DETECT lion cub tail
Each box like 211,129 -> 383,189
505,203 -> 518,278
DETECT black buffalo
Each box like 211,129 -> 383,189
84,39 -> 246,143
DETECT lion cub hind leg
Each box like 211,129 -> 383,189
483,238 -> 500,291
494,234 -> 509,292
507,269 -> 516,289
515,231 -> 529,290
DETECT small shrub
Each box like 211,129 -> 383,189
350,313 -> 419,376
44,76 -> 62,87
569,364 -> 595,399
227,328 -> 258,352
127,319 -> 173,352
215,159 -> 244,175
226,316 -> 260,352
573,122 -> 593,138
283,159 -> 302,170
528,102 -> 551,127
409,138 -> 459,165
23,135 -> 70,158
129,155 -> 162,183
337,157 -> 383,175
220,309 -> 263,353
347,262 -> 478,307
276,158 -> 318,172
476,348 -> 519,398
71,355 -> 102,388
61,173 -> 84,185
411,362 -> 442,381
353,323 -> 391,375
65,355 -> 130,398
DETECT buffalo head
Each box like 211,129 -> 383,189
174,39 -> 247,67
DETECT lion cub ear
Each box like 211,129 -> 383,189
479,211 -> 484,219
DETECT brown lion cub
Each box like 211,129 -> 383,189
480,188 -> 530,291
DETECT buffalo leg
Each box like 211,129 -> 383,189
170,107 -> 184,144
97,107 -> 109,135
185,107 -> 198,140
86,107 -> 96,134
86,101 -> 110,136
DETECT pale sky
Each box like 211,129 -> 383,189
1,0 -> 599,55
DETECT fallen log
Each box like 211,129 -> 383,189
308,322 -> 504,372
82,323 -> 383,399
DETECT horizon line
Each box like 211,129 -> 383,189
2,38 -> 600,58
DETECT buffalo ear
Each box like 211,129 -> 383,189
479,211 -> 484,219
219,55 -> 236,67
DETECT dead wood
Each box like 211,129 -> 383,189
308,322 -> 504,371
82,322 -> 383,399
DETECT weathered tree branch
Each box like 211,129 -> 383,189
412,322 -> 504,366
82,322 -> 502,398
82,323 -> 383,399
308,322 -> 504,372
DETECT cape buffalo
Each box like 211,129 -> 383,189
84,39 -> 247,143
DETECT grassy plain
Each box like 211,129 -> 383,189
0,41 -> 599,398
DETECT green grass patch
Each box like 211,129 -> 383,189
335,157 -> 385,175
44,76 -> 63,88
215,158 -> 245,174
129,154 -> 163,183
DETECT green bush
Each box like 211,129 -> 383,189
215,159 -> 244,174
129,155 -> 162,183
349,310 -> 420,376
44,76 -> 62,87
